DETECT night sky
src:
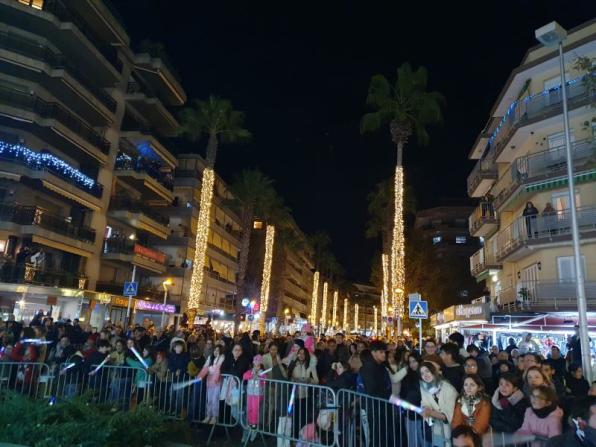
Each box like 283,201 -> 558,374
116,1 -> 594,281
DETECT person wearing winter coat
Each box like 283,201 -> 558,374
243,354 -> 265,427
489,372 -> 529,433
546,396 -> 596,447
567,364 -> 590,398
168,340 -> 190,378
420,361 -> 458,447
516,385 -> 563,439
451,374 -> 491,435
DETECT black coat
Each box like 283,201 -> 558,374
489,389 -> 529,433
223,354 -> 251,380
359,358 -> 391,399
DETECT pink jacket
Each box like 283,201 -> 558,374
198,355 -> 224,386
515,406 -> 563,439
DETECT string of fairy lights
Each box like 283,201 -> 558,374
320,281 -> 328,328
343,298 -> 348,332
310,271 -> 320,324
374,306 -> 378,334
187,168 -> 215,310
259,225 -> 275,329
391,166 -> 406,323
354,303 -> 359,332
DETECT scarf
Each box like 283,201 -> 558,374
459,394 -> 483,419
421,378 -> 441,397
532,403 -> 557,419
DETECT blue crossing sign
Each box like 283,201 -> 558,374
409,300 -> 428,319
123,281 -> 138,297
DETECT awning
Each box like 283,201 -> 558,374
42,180 -> 101,211
525,170 -> 596,194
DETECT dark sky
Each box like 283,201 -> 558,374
116,0 -> 594,282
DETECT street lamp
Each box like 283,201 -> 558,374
535,21 -> 591,382
161,278 -> 173,329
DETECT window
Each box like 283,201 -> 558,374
547,130 -> 575,149
456,236 -> 467,244
253,221 -> 263,229
557,256 -> 586,282
432,236 -> 442,245
551,190 -> 580,214
18,0 -> 44,9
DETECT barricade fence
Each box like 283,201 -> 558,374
0,361 -> 549,447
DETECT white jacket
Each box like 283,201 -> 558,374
420,380 -> 458,446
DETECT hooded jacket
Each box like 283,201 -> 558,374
489,388 -> 529,433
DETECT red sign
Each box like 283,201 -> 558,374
134,243 -> 166,264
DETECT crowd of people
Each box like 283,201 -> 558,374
1,311 -> 595,447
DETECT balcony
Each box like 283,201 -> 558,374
488,75 -> 595,160
114,152 -> 174,202
496,206 -> 596,262
132,48 -> 186,107
0,202 -> 96,244
61,0 -> 129,48
469,246 -> 501,278
108,196 -> 169,239
0,30 -> 117,118
120,129 -> 177,170
0,83 -> 110,159
467,155 -> 498,198
498,280 -> 596,312
204,266 -> 236,288
492,138 -> 596,211
469,202 -> 498,237
125,82 -> 180,136
102,237 -> 167,274
0,139 -> 103,199
95,281 -> 164,301
208,242 -> 239,263
0,261 -> 86,289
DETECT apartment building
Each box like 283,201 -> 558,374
245,219 -> 314,333
0,0 -> 186,326
467,19 -> 596,312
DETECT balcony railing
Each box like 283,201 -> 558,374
203,266 -> 235,286
467,155 -> 498,196
95,281 -> 163,300
115,152 -> 174,191
469,201 -> 497,235
0,31 -> 117,112
496,205 -> 596,261
0,84 -> 110,154
214,218 -> 242,240
469,246 -> 500,276
40,0 -> 123,72
489,75 -> 594,156
498,280 -> 596,311
109,196 -> 169,226
0,203 -> 96,243
0,261 -> 86,289
492,138 -> 596,210
0,139 -> 103,197
208,243 -> 239,262
103,238 -> 167,265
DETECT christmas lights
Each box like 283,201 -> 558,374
381,253 -> 389,333
259,224 -> 275,332
310,271 -> 320,324
354,303 -> 359,333
374,306 -> 378,335
343,298 -> 348,332
320,281 -> 328,328
188,167 -> 215,310
332,290 -> 338,328
391,166 -> 405,323
0,140 -> 99,192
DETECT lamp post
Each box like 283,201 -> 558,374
535,21 -> 592,381
161,278 -> 173,329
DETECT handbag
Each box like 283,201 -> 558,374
219,377 -> 231,401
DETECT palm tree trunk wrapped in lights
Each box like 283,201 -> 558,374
381,253 -> 389,334
361,64 -> 444,333
354,303 -> 359,333
374,306 -> 378,335
187,168 -> 215,314
258,225 -> 275,334
332,290 -> 338,328
320,281 -> 328,331
343,298 -> 348,332
310,271 -> 320,325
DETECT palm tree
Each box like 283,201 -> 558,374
361,63 -> 444,329
178,95 -> 251,168
178,96 -> 250,321
227,169 -> 275,333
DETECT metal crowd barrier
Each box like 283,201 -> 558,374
0,361 -> 50,398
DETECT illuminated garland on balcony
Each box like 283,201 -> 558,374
354,303 -> 359,332
259,224 -> 275,318
332,290 -> 338,328
188,167 -> 215,310
320,281 -> 328,328
343,298 -> 348,332
374,306 -> 378,335
381,253 -> 389,333
391,166 -> 405,321
0,140 -> 98,191
310,271 -> 320,324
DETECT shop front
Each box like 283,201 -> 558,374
431,303 -> 491,342
134,299 -> 178,327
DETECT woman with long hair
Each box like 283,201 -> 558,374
451,374 -> 491,435
419,361 -> 458,446
288,347 -> 318,438
197,344 -> 225,424
515,385 -> 563,439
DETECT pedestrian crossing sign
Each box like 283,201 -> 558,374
409,300 -> 428,319
123,281 -> 138,297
